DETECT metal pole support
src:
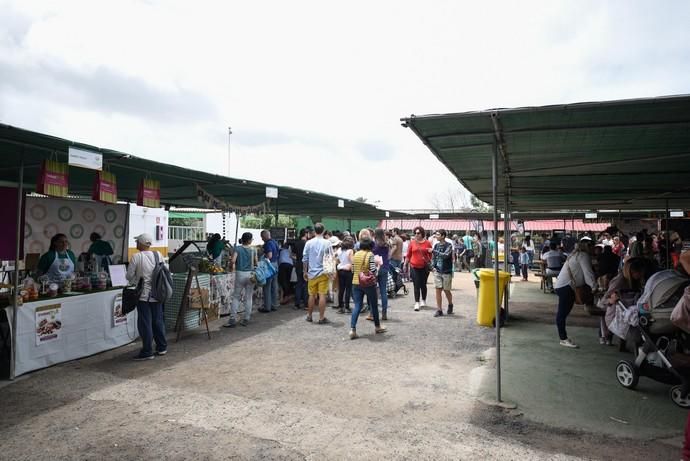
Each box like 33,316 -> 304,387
492,146 -> 501,403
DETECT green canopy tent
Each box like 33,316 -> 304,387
402,94 -> 690,403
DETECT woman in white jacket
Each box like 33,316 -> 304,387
553,237 -> 596,348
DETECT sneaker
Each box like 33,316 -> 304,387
155,349 -> 168,356
133,354 -> 154,361
420,300 -> 426,308
447,304 -> 453,315
317,317 -> 331,325
434,309 -> 443,317
270,307 -> 278,312
349,328 -> 358,340
559,338 -> 578,348
414,302 -> 420,311
338,307 -> 346,314
239,319 -> 249,327
381,313 -> 387,321
345,307 -> 352,313
258,308 -> 269,313
599,337 -> 606,345
605,338 -> 613,346
223,320 -> 237,328
375,326 -> 387,334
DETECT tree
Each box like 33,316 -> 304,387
470,194 -> 491,212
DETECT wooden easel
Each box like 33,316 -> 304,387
175,267 -> 211,342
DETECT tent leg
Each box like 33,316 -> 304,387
234,212 -> 241,245
10,162 -> 24,380
503,190 -> 510,321
666,200 -> 671,269
492,145 -> 501,403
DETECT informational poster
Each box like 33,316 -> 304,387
112,293 -> 127,327
35,304 -> 62,346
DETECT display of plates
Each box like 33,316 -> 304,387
30,204 -> 47,221
104,209 -> 118,223
70,223 -> 84,239
58,206 -> 73,221
82,208 -> 96,223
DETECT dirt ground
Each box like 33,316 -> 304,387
0,272 -> 682,460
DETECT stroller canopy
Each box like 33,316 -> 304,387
638,270 -> 690,310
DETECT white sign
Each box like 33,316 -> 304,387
670,211 -> 685,218
585,212 -> 598,219
338,199 -> 344,208
266,186 -> 278,199
112,293 -> 127,327
385,211 -> 390,218
109,264 -> 128,287
35,304 -> 62,346
68,147 -> 103,170
429,214 -> 440,219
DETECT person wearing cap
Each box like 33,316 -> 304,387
552,237 -> 596,348
126,233 -> 167,360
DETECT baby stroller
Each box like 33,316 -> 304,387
613,270 -> 690,407
387,266 -> 408,298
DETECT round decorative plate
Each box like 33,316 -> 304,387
70,224 -> 84,239
58,206 -> 73,221
113,225 -> 124,239
29,241 -> 45,254
30,204 -> 47,221
82,208 -> 96,223
43,223 -> 59,239
94,224 -> 106,237
104,209 -> 118,223
24,223 -> 32,239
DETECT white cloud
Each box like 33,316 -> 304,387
1,0 -> 689,210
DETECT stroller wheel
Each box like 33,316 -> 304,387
670,385 -> 690,408
616,360 -> 639,389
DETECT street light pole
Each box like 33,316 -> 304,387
227,126 -> 232,176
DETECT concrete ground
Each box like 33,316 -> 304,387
0,272 -> 684,460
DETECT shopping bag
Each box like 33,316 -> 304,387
92,171 -> 118,204
671,286 -> 690,333
36,159 -> 69,197
322,245 -> 336,276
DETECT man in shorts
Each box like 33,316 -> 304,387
302,222 -> 331,324
431,229 -> 454,317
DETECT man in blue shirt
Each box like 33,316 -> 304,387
302,223 -> 331,324
260,230 -> 280,312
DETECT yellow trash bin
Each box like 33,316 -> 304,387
477,268 -> 511,327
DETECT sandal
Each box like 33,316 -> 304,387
365,315 -> 374,321
375,326 -> 387,334
317,318 -> 331,324
306,316 -> 313,322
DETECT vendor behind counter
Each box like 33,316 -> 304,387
37,233 -> 76,280
88,232 -> 114,269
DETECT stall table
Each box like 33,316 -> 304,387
5,289 -> 138,377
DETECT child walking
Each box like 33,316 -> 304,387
520,247 -> 530,281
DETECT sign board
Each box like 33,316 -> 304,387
35,304 -> 62,346
112,293 -> 127,327
585,213 -> 598,219
68,147 -> 103,170
266,186 -> 278,199
670,211 -> 685,218
385,211 -> 390,218
338,199 -> 344,208
429,214 -> 439,219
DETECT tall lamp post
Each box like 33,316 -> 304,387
227,126 -> 232,176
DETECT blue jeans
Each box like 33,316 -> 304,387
389,259 -> 402,270
137,300 -> 167,356
377,267 -> 389,314
263,262 -> 279,309
294,264 -> 307,307
352,284 -> 379,329
555,285 -> 576,340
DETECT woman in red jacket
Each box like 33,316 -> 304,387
406,226 -> 432,311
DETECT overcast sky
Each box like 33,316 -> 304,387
1,1 -> 689,211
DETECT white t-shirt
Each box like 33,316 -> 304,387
126,250 -> 166,301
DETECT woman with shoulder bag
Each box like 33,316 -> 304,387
349,237 -> 385,339
225,232 -> 258,328
406,226 -> 433,311
553,237 -> 596,348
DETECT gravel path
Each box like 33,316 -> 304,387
0,273 -> 680,460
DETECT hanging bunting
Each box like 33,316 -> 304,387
137,178 -> 160,208
195,184 -> 266,214
92,171 -> 118,204
36,159 -> 69,197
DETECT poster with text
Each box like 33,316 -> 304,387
35,304 -> 62,346
112,293 -> 127,327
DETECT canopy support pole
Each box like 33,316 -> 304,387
234,212 -> 241,245
666,200 -> 671,269
503,189 -> 510,321
492,144 -> 502,403
11,161 -> 24,380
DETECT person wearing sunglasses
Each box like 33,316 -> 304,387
406,226 -> 432,311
